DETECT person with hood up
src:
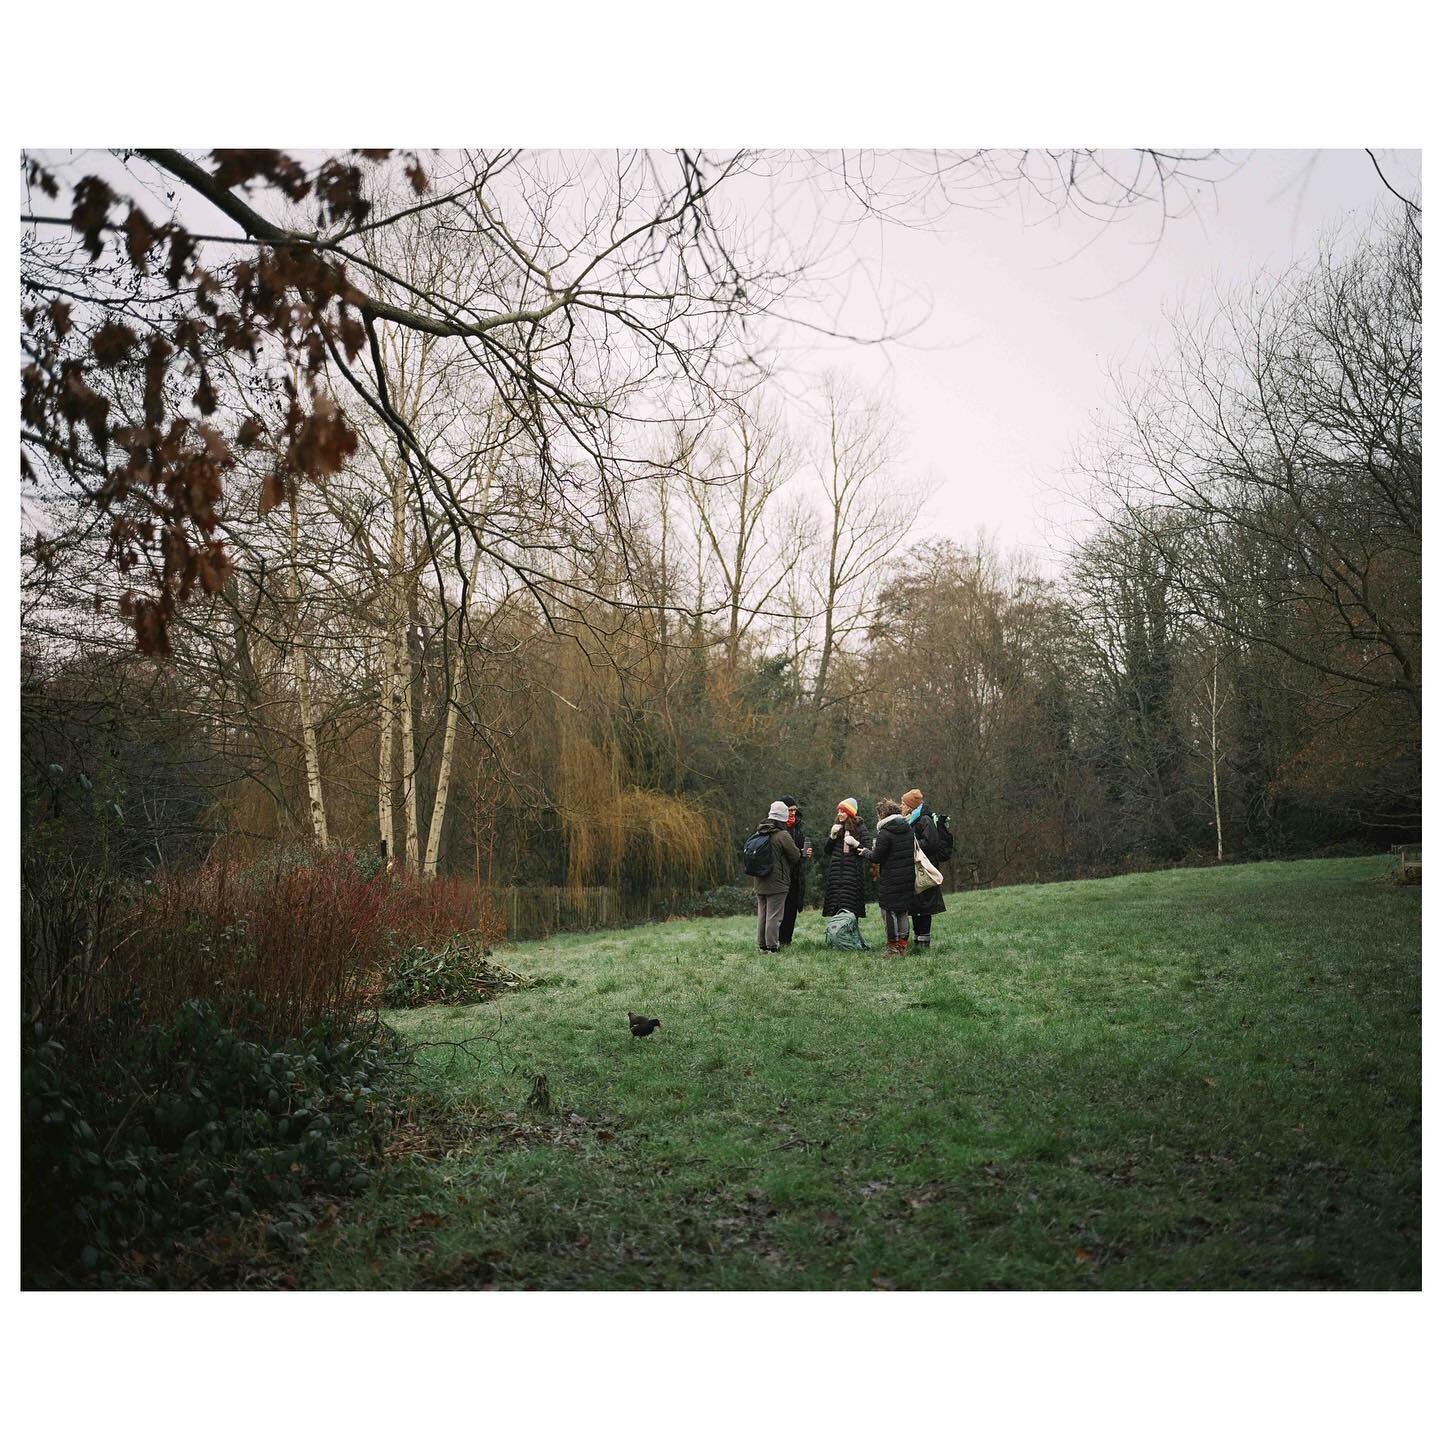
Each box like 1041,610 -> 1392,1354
901,786 -> 953,949
821,797 -> 872,920
868,798 -> 916,954
776,794 -> 812,947
751,799 -> 803,953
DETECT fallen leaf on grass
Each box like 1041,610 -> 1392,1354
1202,1077 -> 1217,1088
1074,1247 -> 1095,1263
870,1272 -> 897,1290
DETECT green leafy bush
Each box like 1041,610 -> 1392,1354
380,935 -> 536,1009
21,1000 -> 407,1288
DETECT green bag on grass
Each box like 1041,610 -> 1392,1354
824,910 -> 869,950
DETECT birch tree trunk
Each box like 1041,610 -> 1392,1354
423,544 -> 483,878
391,636 -> 419,870
1208,638 -> 1224,862
397,538 -> 421,871
289,493 -> 329,846
422,433 -> 497,880
377,629 -> 395,866
293,645 -> 329,847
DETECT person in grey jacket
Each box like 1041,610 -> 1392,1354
752,799 -> 803,953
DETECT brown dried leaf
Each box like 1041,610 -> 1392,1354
27,158 -> 59,200
93,321 -> 138,368
258,473 -> 284,516
338,311 -> 367,362
165,229 -> 197,287
195,544 -> 231,596
132,597 -> 171,656
124,206 -> 158,272
71,175 -> 115,260
144,336 -> 173,426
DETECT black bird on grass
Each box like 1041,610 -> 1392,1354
628,1012 -> 661,1038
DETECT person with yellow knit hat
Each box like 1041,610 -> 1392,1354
902,786 -> 954,949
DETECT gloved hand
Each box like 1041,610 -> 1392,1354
830,823 -> 842,838
844,832 -> 859,851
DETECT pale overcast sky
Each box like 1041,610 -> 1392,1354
769,148 -> 1421,568
21,148 -> 1419,574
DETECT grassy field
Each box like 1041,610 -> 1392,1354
305,856 -> 1420,1290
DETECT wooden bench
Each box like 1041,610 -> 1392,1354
1391,843 -> 1421,885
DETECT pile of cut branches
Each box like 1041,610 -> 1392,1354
379,936 -> 538,1010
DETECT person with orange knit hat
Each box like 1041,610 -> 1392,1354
822,797 -> 872,921
902,786 -> 954,949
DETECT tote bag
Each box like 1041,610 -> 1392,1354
914,842 -> 943,894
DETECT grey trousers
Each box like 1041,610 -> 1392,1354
756,893 -> 785,950
883,908 -> 910,942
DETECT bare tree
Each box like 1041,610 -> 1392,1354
1080,207 -> 1420,717
21,147 -> 1233,657
685,398 -> 809,673
809,372 -> 919,709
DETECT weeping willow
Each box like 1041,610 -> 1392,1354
553,726 -> 718,896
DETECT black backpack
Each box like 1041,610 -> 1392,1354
742,830 -> 775,877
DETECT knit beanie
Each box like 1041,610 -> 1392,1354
768,800 -> 790,823
901,788 -> 924,812
837,798 -> 858,817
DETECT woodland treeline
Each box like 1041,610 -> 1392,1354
21,154 -> 1420,916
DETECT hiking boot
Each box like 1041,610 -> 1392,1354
914,935 -> 931,950
895,937 -> 909,955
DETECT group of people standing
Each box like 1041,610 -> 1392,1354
749,788 -> 953,955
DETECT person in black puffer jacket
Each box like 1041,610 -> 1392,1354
776,794 -> 812,946
821,797 -> 872,919
901,787 -> 953,949
867,798 -> 916,954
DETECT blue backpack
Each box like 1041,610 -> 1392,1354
742,830 -> 775,877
